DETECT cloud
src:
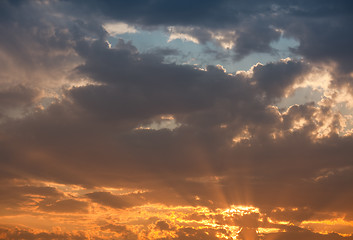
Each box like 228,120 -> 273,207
38,199 -> 88,213
251,59 -> 309,100
0,85 -> 40,120
263,228 -> 353,240
0,227 -> 88,240
101,224 -> 138,240
61,0 -> 281,59
0,182 -> 63,211
66,0 -> 353,83
103,22 -> 137,36
1,1 -> 353,239
86,191 -> 144,209
1,38 -> 352,213
280,1 -> 353,70
237,227 -> 259,240
155,220 -> 173,231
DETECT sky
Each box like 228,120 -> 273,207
1,0 -> 353,239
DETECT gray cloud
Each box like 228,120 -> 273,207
0,85 -> 40,120
65,0 -> 353,66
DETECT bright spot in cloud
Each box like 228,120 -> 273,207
232,127 -> 251,145
134,115 -> 181,131
167,26 -> 200,44
103,22 -> 138,36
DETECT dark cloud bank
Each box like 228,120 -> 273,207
1,0 -> 353,239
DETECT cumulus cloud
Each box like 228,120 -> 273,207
1,0 -> 353,239
1,37 -> 352,211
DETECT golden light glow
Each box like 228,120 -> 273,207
221,205 -> 260,215
2,183 -> 353,240
300,218 -> 353,236
2,2 -> 353,239
134,114 -> 180,130
290,117 -> 307,132
232,127 -> 251,145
